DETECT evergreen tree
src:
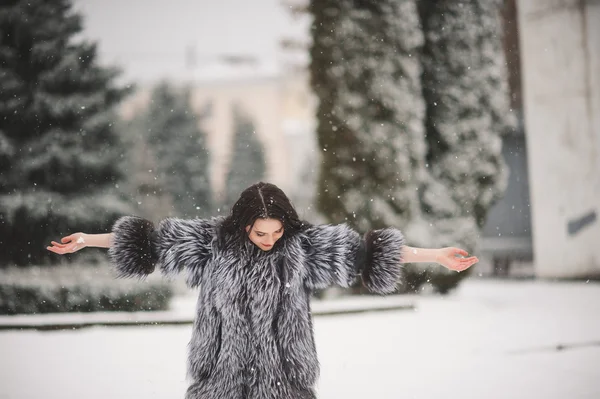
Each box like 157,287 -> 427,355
415,0 -> 514,291
120,117 -> 174,222
0,0 -> 133,266
142,82 -> 212,218
223,105 -> 266,211
308,0 -> 514,294
309,0 -> 427,233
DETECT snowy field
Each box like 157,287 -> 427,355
1,279 -> 599,399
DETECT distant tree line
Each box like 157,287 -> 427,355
125,85 -> 267,224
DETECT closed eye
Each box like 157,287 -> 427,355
255,229 -> 283,237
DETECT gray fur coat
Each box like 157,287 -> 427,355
108,216 -> 405,399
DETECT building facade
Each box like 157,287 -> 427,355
517,0 -> 600,277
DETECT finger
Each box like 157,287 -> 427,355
47,246 -> 66,255
463,259 -> 479,270
454,264 -> 469,272
61,235 -> 74,244
458,256 -> 477,264
454,248 -> 469,257
449,260 -> 463,271
56,245 -> 75,254
51,241 -> 67,248
454,258 -> 477,271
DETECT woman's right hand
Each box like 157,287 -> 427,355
47,233 -> 88,255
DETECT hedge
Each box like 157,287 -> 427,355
0,264 -> 173,315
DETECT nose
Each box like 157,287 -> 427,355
264,235 -> 275,245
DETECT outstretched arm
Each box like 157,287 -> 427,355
302,225 -> 405,294
47,233 -> 113,254
402,246 -> 479,272
47,216 -> 220,286
301,224 -> 479,295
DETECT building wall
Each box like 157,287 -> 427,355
480,0 -> 533,270
279,72 -> 320,218
118,72 -> 317,202
481,133 -> 533,252
188,77 -> 289,199
517,0 -> 600,277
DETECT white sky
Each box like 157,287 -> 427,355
72,0 -> 311,83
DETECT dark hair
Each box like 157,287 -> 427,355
219,182 -> 307,249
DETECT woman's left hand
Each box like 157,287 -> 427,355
436,247 -> 479,272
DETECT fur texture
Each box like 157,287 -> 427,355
108,216 -> 156,278
109,216 -> 405,398
363,228 -> 405,294
301,224 -> 363,290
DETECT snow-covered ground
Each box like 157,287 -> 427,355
1,279 -> 599,399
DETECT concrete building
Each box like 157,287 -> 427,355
517,0 -> 600,278
480,0 -> 534,275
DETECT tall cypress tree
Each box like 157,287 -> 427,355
142,82 -> 212,219
419,0 -> 512,229
415,0 -> 514,290
223,105 -> 266,211
309,0 -> 427,233
0,0 -> 133,266
308,0 -> 514,293
120,117 -> 174,222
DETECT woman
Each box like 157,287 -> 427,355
47,182 -> 478,399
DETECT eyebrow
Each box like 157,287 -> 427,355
254,227 -> 283,234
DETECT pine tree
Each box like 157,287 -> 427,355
120,117 -> 174,222
142,82 -> 212,219
419,0 -> 512,228
415,0 -> 514,292
223,105 -> 266,211
0,0 -> 134,266
309,0 -> 427,233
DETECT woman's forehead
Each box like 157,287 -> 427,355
251,218 -> 283,232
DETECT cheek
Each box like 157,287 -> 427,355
248,234 -> 261,245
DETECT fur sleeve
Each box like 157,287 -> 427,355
362,228 -> 405,294
109,216 -> 157,278
154,217 -> 219,286
109,216 -> 218,286
301,224 -> 405,294
301,224 -> 364,290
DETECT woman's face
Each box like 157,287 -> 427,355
245,218 -> 284,251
